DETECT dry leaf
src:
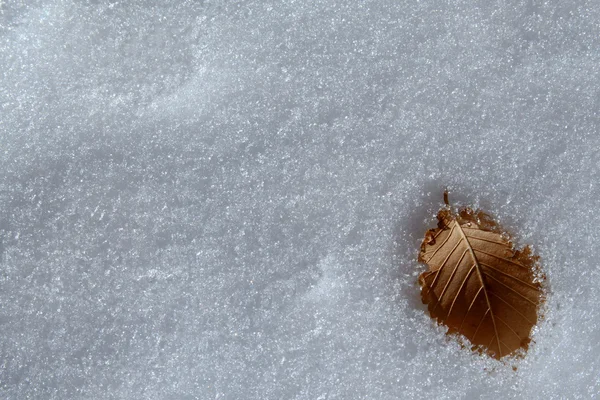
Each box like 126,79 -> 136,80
418,193 -> 543,360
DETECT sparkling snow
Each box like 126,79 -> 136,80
1,1 -> 599,399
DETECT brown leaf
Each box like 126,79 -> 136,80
418,195 -> 543,360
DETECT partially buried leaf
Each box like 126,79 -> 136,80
418,194 -> 544,360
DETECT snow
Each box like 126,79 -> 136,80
1,0 -> 599,398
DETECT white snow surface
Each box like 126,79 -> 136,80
1,1 -> 600,399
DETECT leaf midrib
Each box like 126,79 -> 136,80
454,221 -> 502,358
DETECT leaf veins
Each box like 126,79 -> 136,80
418,194 -> 544,360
